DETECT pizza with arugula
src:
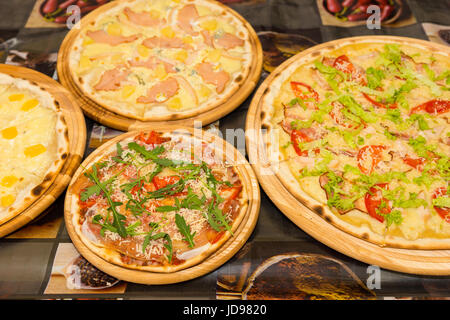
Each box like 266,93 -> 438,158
68,130 -> 248,272
261,38 -> 450,248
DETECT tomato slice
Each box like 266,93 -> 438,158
362,92 -> 397,109
364,183 -> 391,223
333,55 -> 366,85
220,185 -> 242,201
136,131 -> 170,146
290,129 -> 319,157
357,145 -> 387,175
329,101 -> 361,129
410,99 -> 450,115
152,176 -> 181,190
290,81 -> 319,109
402,156 -> 425,171
432,187 -> 450,223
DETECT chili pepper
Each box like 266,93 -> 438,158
380,4 -> 395,21
375,0 -> 388,5
42,0 -> 58,14
351,0 -> 372,11
80,4 -> 102,14
76,0 -> 90,8
342,0 -> 355,8
326,0 -> 342,13
54,15 -> 69,24
347,12 -> 371,21
59,0 -> 78,9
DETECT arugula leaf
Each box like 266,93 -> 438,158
84,163 -> 128,238
127,142 -> 164,160
175,213 -> 196,248
142,223 -> 173,263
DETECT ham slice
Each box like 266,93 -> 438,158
201,30 -> 214,47
137,78 -> 179,104
215,33 -> 244,49
123,7 -> 164,27
86,30 -> 140,46
177,4 -> 199,35
94,67 -> 130,91
129,56 -> 176,73
195,62 -> 230,94
142,36 -> 192,50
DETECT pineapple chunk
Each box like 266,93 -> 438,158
121,85 -> 136,99
207,49 -> 222,63
137,44 -> 150,57
200,19 -> 218,31
161,26 -> 175,38
154,64 -> 167,80
167,97 -> 182,110
106,23 -> 122,36
175,50 -> 188,62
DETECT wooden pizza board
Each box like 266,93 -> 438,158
57,0 -> 263,131
0,64 -> 86,237
64,126 -> 260,284
245,36 -> 450,276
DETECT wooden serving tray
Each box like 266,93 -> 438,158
64,126 -> 260,284
0,64 -> 86,237
57,0 -> 263,131
245,36 -> 450,276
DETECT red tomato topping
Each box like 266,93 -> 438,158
220,185 -> 242,201
357,145 -> 387,175
290,129 -> 319,157
290,81 -> 319,109
333,55 -> 366,85
152,176 -> 181,190
432,187 -> 450,223
402,156 -> 425,171
364,183 -> 392,223
410,99 -> 450,115
362,93 -> 397,109
136,131 -> 170,146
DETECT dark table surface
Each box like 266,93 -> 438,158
0,0 -> 449,300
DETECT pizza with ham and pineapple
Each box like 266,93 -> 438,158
67,130 -> 248,272
261,38 -> 450,249
67,0 -> 254,121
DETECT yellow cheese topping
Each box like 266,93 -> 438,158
1,126 -> 18,139
1,176 -> 18,188
24,144 -> 47,157
1,194 -> 15,207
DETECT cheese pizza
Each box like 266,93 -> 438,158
67,130 -> 248,272
0,72 -> 69,225
68,0 -> 253,121
261,38 -> 450,249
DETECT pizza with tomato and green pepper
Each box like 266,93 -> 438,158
68,130 -> 248,272
261,38 -> 450,248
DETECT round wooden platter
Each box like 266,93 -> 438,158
0,64 -> 86,238
57,0 -> 263,131
245,36 -> 450,276
64,125 -> 260,284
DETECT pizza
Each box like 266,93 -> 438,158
67,129 -> 248,273
261,38 -> 450,249
0,72 -> 69,225
67,0 -> 254,121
